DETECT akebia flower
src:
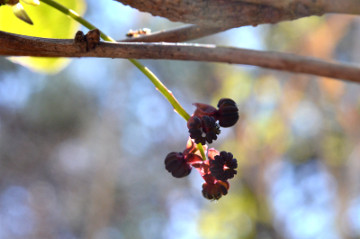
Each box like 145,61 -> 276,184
202,180 -> 229,200
192,103 -> 217,118
164,152 -> 192,178
202,116 -> 221,143
210,151 -> 238,181
164,138 -> 238,200
215,98 -> 239,127
187,116 -> 204,144
191,98 -> 239,129
187,116 -> 220,145
166,97 -> 239,200
164,139 -> 204,178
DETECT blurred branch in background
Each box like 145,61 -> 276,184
119,24 -> 231,43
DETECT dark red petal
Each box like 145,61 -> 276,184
208,148 -> 220,161
186,153 -> 204,164
202,173 -> 217,184
193,103 -> 217,117
184,137 -> 197,155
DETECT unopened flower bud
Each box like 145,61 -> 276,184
164,152 -> 192,178
215,98 -> 239,127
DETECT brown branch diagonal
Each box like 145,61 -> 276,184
115,0 -> 360,28
119,25 -> 230,43
1,31 -> 359,83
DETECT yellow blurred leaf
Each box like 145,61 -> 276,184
0,0 -> 86,73
199,193 -> 259,239
213,67 -> 252,105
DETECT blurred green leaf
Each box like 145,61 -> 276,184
199,187 -> 263,239
0,0 -> 86,73
213,67 -> 253,105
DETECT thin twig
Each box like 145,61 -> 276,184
119,24 -> 230,43
1,31 -> 359,83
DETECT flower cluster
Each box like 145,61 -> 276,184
165,98 -> 239,200
187,98 -> 238,144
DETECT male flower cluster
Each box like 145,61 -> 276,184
165,98 -> 239,200
187,98 -> 239,144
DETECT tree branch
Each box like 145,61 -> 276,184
120,25 -> 230,43
114,0 -> 360,28
1,31 -> 359,83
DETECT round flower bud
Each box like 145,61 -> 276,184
216,98 -> 239,127
164,152 -> 192,178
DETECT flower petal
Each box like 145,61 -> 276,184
193,103 -> 217,117
207,148 -> 220,161
186,153 -> 203,164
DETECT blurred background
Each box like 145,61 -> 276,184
0,0 -> 360,238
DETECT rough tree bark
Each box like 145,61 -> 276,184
115,0 -> 360,27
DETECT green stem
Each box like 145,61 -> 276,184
128,59 -> 190,121
40,0 -> 110,40
197,143 -> 206,161
40,0 -> 190,121
39,0 -> 207,159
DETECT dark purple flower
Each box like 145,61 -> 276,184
164,152 -> 192,178
215,98 -> 239,127
187,116 -> 220,145
202,180 -> 229,200
210,151 -> 238,181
